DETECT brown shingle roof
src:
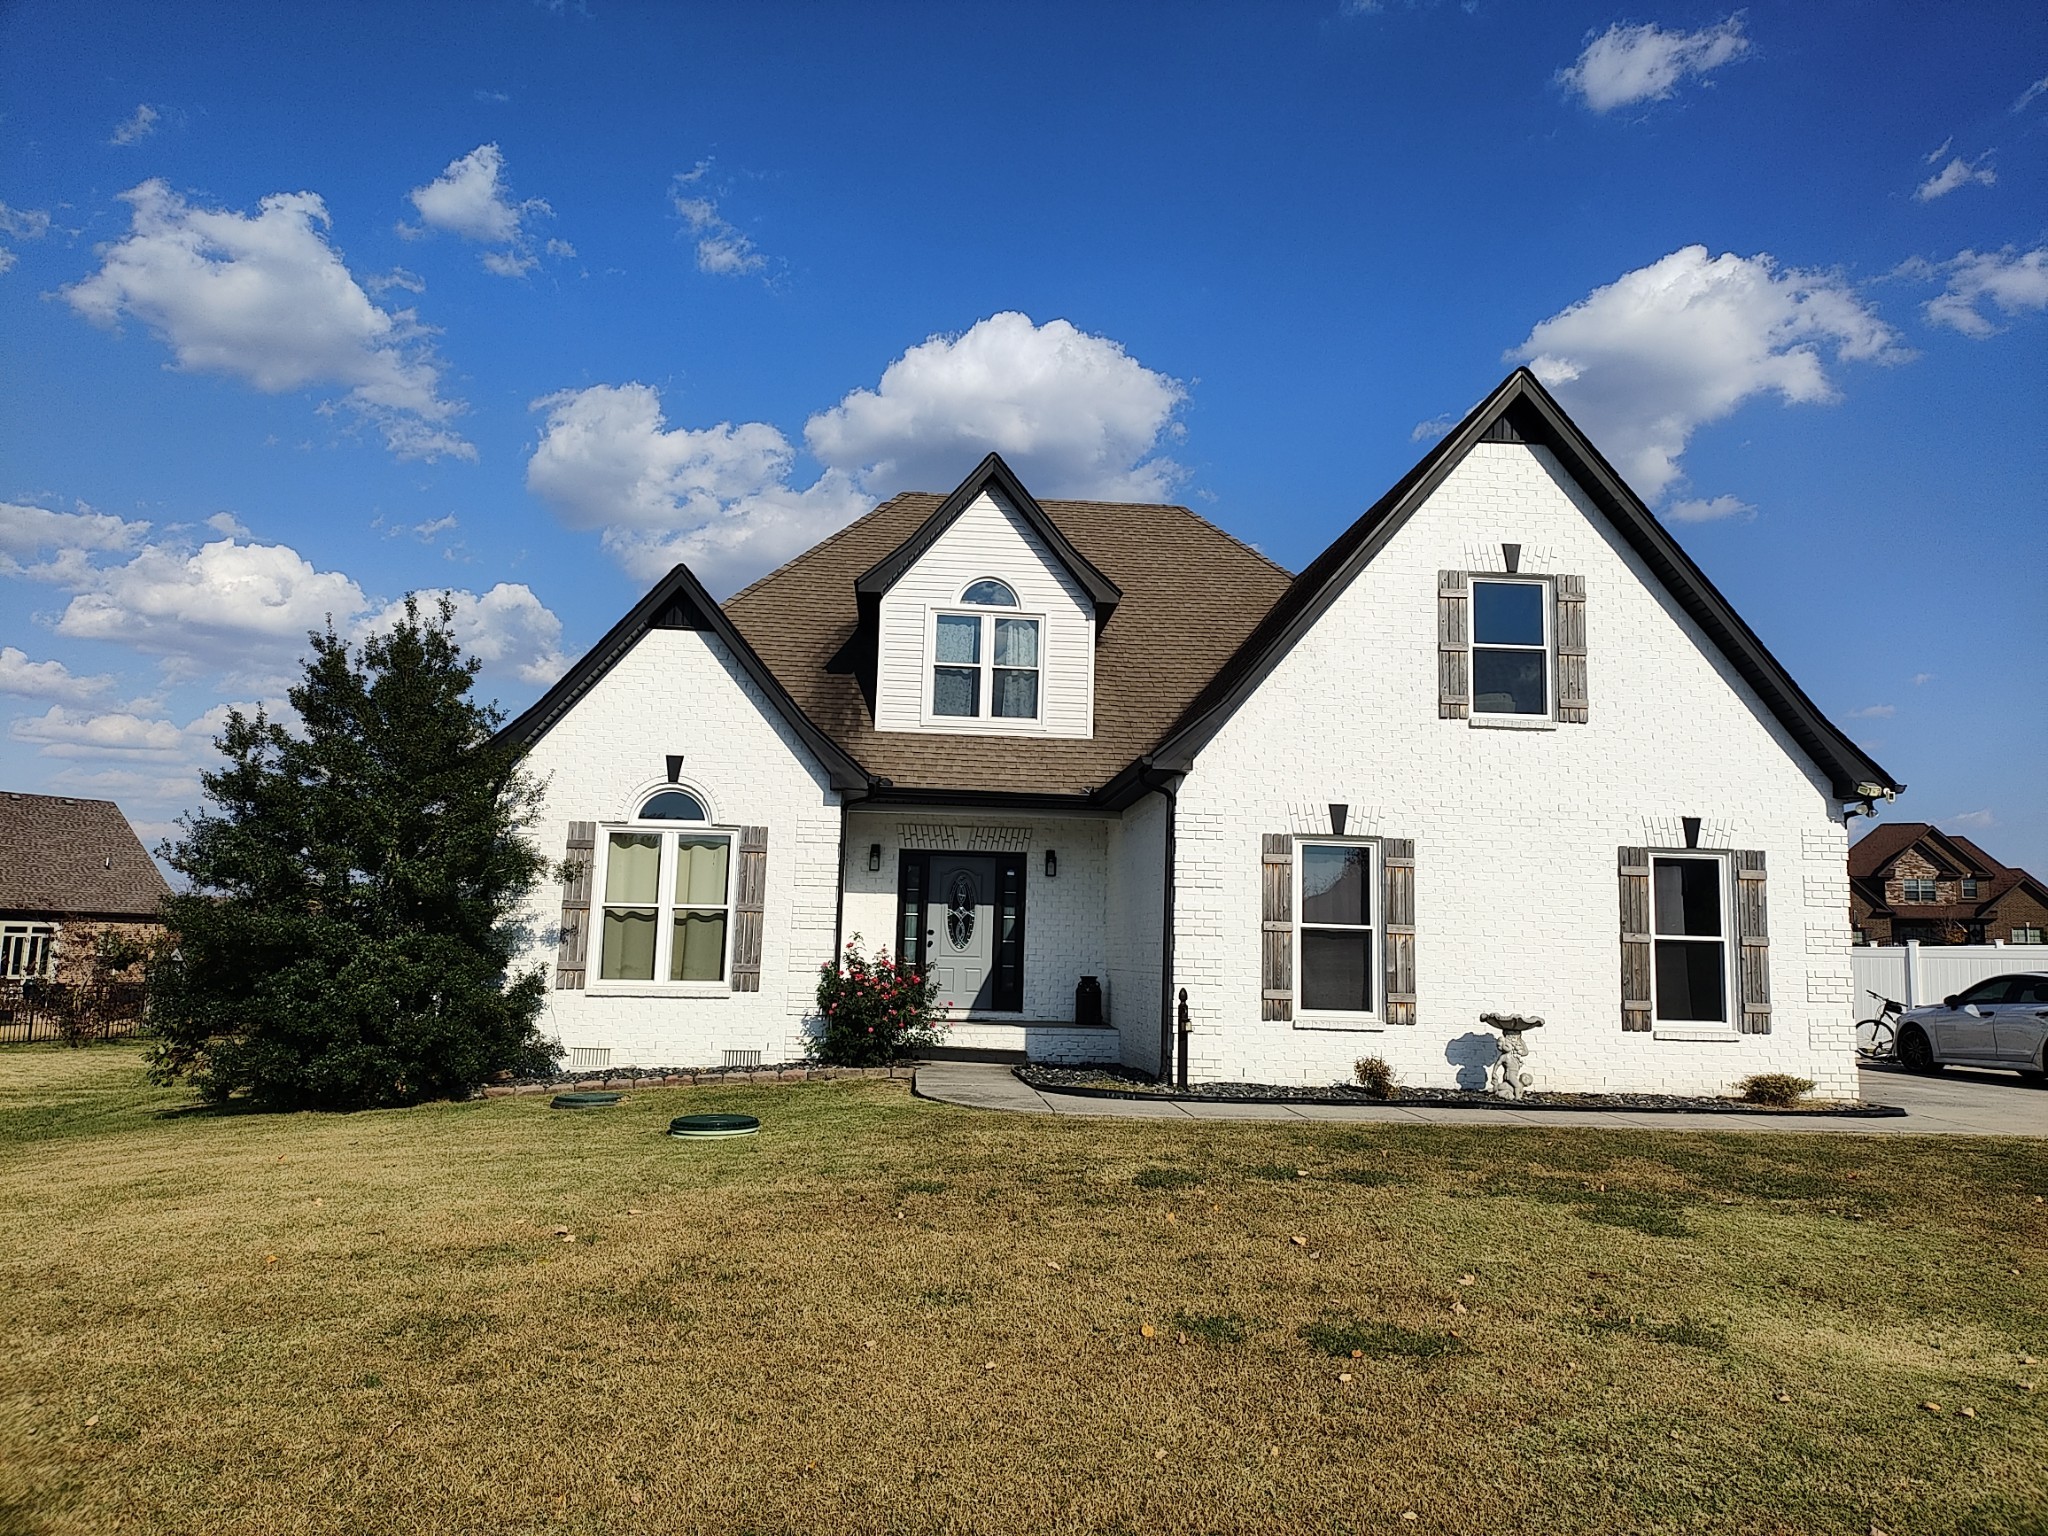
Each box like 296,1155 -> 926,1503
723,492 -> 1293,796
0,792 -> 170,918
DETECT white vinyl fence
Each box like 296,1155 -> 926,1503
1851,942 -> 2039,1012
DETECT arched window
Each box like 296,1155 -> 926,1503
596,787 -> 729,985
960,578 -> 1018,607
638,788 -> 708,821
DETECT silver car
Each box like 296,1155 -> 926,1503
1895,970 -> 2048,1082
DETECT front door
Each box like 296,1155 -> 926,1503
926,855 -> 997,1012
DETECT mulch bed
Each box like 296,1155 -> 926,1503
483,1061 -> 917,1098
1015,1062 -> 1906,1117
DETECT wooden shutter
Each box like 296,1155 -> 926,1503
730,825 -> 767,993
1382,838 -> 1415,1025
1618,846 -> 1651,1032
1437,570 -> 1469,719
555,822 -> 595,989
1734,849 -> 1770,1034
1261,834 -> 1293,1021
1556,574 -> 1588,723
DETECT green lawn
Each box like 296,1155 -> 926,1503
2,1045 -> 2044,1536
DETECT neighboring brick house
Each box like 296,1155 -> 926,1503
501,369 -> 1900,1097
0,792 -> 170,983
1848,821 -> 2048,947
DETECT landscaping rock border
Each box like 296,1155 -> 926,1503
479,1061 -> 918,1098
1014,1063 -> 1908,1117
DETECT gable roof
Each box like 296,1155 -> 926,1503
1848,823 -> 2048,921
724,492 -> 1292,799
1137,368 -> 1903,803
852,453 -> 1124,625
496,563 -> 868,790
0,792 -> 170,919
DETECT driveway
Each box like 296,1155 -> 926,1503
912,1060 -> 2048,1136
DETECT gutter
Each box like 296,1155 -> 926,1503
1138,762 -> 1182,1085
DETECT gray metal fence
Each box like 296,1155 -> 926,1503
0,979 -> 148,1044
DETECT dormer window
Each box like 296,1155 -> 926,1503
931,581 -> 1041,721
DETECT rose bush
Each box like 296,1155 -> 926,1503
809,937 -> 948,1066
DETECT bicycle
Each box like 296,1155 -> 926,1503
1854,991 -> 1905,1061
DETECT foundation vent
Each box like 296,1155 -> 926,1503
723,1049 -> 763,1070
568,1046 -> 611,1071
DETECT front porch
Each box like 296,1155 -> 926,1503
839,805 -> 1166,1071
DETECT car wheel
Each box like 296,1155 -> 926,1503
1896,1024 -> 1942,1076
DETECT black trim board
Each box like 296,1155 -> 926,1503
1139,368 -> 1902,803
853,452 -> 1124,625
495,562 -> 869,791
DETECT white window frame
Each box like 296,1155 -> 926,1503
1,922 -> 56,980
2013,927 -> 2045,946
1648,851 -> 1737,1040
1293,837 -> 1381,1028
589,800 -> 736,996
1468,576 -> 1554,726
1901,877 -> 1938,903
924,582 -> 1045,728
1959,878 -> 1982,900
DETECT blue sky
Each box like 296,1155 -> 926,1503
2,1 -> 2043,872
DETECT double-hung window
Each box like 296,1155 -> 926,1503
597,790 -> 733,984
1651,855 -> 1729,1025
1960,878 -> 1982,899
931,579 -> 1041,721
1470,579 -> 1549,717
1297,841 -> 1376,1017
1,922 -> 55,980
1901,877 -> 1938,903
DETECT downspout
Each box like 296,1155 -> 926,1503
1140,765 -> 1181,1085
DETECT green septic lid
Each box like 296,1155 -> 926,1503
668,1113 -> 760,1138
551,1091 -> 623,1109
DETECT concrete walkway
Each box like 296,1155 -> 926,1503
912,1060 -> 2048,1136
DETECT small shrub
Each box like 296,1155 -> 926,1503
1171,1310 -> 1247,1346
1133,1166 -> 1203,1190
809,936 -> 947,1066
1301,1315 -> 1463,1360
1737,1073 -> 1815,1108
1353,1056 -> 1398,1099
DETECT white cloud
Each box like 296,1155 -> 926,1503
1666,494 -> 1755,523
366,266 -> 426,296
2015,73 -> 2048,114
406,144 -> 561,278
1915,246 -> 2048,338
1411,413 -> 1458,443
672,164 -> 764,277
62,180 -> 473,461
1922,137 -> 1953,166
1845,703 -> 1896,720
545,238 -> 576,259
526,382 -> 866,592
0,500 -> 151,568
806,312 -> 1188,501
527,313 -> 1190,594
1947,809 -> 1996,830
356,584 -> 568,685
0,200 -> 51,275
1910,671 -> 1934,686
0,648 -> 116,705
1915,155 -> 1996,202
12,705 -> 186,758
1509,245 -> 1902,500
110,104 -> 159,146
204,511 -> 251,537
53,537 -> 370,679
1560,16 -> 1749,113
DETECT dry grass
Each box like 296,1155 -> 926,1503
2,1045 -> 2045,1536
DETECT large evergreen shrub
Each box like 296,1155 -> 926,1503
146,599 -> 558,1109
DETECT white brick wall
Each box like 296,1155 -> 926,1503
1169,442 -> 1861,1097
516,626 -> 842,1068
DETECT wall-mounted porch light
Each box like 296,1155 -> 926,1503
868,843 -> 883,873
1044,849 -> 1058,879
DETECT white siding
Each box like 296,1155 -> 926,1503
1169,441 -> 1860,1098
873,489 -> 1095,738
516,626 -> 842,1068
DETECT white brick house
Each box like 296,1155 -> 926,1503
502,370 -> 1900,1095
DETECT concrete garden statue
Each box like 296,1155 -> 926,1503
1479,1013 -> 1544,1100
